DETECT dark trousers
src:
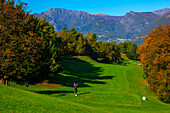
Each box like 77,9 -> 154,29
74,89 -> 77,94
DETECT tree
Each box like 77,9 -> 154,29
118,42 -> 127,54
76,37 -> 85,55
60,27 -> 85,56
126,43 -> 138,59
60,27 -> 68,55
138,24 -> 170,103
0,0 -> 61,85
118,41 -> 138,59
118,41 -> 129,54
108,42 -> 121,62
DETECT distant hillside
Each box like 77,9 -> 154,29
132,11 -> 170,46
33,8 -> 122,32
91,14 -> 123,21
140,11 -> 170,35
33,8 -> 169,43
76,18 -> 117,37
114,11 -> 160,39
33,8 -> 95,31
77,11 -> 160,40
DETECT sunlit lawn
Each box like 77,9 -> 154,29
0,56 -> 169,113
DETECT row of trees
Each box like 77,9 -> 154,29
0,0 -> 121,86
58,27 -> 121,62
138,24 -> 170,103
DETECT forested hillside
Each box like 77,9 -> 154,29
33,7 -> 170,44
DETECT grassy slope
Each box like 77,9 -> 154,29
0,84 -> 105,113
0,56 -> 170,113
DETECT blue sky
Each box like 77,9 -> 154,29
21,0 -> 170,16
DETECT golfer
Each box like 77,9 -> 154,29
74,83 -> 78,96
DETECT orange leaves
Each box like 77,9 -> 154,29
138,24 -> 170,103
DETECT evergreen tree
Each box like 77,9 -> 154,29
126,43 -> 138,59
76,37 -> 85,55
118,41 -> 138,59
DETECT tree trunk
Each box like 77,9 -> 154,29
0,78 -> 4,84
5,79 -> 8,86
0,78 -> 8,86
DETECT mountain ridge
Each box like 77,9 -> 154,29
132,11 -> 170,46
152,7 -> 170,16
33,7 -> 170,44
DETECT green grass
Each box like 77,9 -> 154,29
0,56 -> 170,113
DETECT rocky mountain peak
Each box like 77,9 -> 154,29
152,7 -> 170,16
129,11 -> 135,14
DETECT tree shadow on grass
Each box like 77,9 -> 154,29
78,92 -> 90,95
48,73 -> 108,87
34,90 -> 90,96
47,57 -> 114,87
35,90 -> 74,95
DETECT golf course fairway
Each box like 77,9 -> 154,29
0,56 -> 169,113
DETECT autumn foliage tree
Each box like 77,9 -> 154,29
0,0 -> 61,85
138,24 -> 170,103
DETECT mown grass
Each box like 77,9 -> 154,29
1,56 -> 170,113
0,83 -> 105,113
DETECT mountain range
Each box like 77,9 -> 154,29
33,8 -> 170,45
132,11 -> 170,46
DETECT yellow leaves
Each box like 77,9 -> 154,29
31,59 -> 35,63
